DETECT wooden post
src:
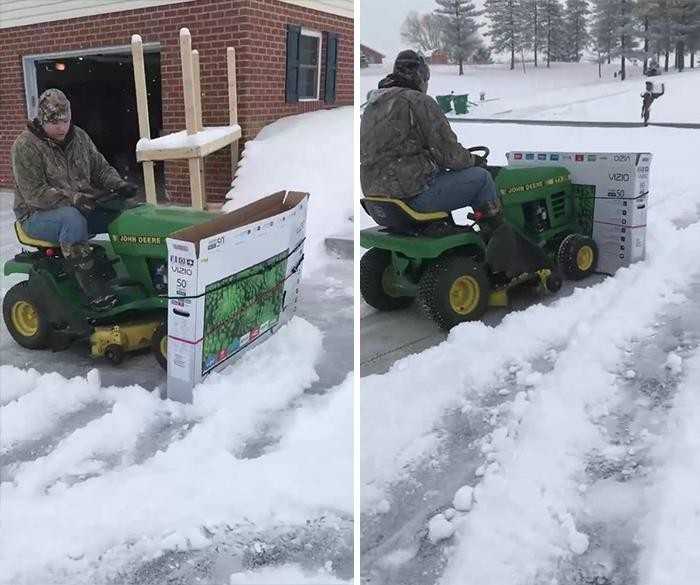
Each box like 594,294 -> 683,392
131,34 -> 157,205
192,49 -> 203,132
179,28 -> 204,210
227,47 -> 239,175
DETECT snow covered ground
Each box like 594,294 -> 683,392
362,62 -> 700,124
0,108 -> 353,584
361,63 -> 700,585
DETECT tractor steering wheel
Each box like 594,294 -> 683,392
467,146 -> 490,158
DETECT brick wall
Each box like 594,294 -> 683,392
0,0 -> 353,204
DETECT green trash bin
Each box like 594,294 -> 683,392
453,94 -> 472,115
435,95 -> 453,113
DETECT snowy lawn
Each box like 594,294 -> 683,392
1,108 -> 353,584
362,62 -> 700,123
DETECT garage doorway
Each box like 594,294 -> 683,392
23,45 -> 164,198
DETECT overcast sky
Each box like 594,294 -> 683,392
361,0 -> 486,61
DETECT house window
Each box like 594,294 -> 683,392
298,29 -> 321,101
286,25 -> 337,104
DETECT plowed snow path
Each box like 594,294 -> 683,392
361,121 -> 700,584
1,318 -> 352,585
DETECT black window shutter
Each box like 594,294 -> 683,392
324,32 -> 338,104
286,24 -> 301,103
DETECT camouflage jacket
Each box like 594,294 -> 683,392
360,85 -> 474,199
12,121 -> 126,220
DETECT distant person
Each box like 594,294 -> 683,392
641,82 -> 665,126
11,88 -> 137,308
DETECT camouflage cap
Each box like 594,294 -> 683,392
37,89 -> 71,125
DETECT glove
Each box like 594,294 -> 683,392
72,192 -> 96,213
117,182 -> 138,199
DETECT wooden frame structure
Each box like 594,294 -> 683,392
131,28 -> 241,210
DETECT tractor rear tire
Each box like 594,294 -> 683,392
418,255 -> 490,330
558,234 -> 598,280
360,248 -> 413,311
3,281 -> 50,350
152,322 -> 168,371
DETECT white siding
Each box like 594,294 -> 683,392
1,0 -> 353,29
278,0 -> 352,18
0,0 -> 195,29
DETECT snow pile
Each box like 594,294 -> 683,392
452,485 -> 474,512
639,350 -> 700,584
427,513 -> 456,544
225,108 -> 353,274
0,318 -> 352,585
228,563 -> 351,584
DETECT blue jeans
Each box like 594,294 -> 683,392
409,166 -> 498,213
22,206 -> 117,244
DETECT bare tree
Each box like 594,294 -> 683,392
401,11 -> 445,54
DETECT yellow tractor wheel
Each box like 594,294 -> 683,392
558,234 -> 598,280
418,255 -> 490,330
3,281 -> 50,349
151,322 -> 168,371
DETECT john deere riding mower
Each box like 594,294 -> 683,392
360,147 -> 598,330
3,201 -> 216,367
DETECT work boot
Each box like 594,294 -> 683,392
473,199 -> 505,242
61,243 -> 118,309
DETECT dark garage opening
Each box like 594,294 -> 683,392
35,51 -> 164,199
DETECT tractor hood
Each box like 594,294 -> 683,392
109,204 -> 217,258
495,166 -> 571,198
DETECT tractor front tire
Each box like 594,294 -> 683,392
152,322 -> 168,371
418,255 -> 490,330
360,248 -> 413,311
558,234 -> 598,280
3,281 -> 50,350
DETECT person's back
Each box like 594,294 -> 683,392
361,86 -> 441,199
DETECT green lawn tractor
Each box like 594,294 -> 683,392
360,147 -> 598,330
3,202 -> 216,367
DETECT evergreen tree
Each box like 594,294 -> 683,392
565,0 -> 592,61
484,0 -> 524,69
635,0 -> 655,73
541,0 -> 568,65
591,0 -> 618,64
434,0 -> 482,75
672,0 -> 700,71
521,0 -> 545,66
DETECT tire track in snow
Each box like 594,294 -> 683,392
436,220 -> 700,585
553,277 -> 700,585
0,319 -> 350,585
362,208 -> 700,584
361,354 -> 560,585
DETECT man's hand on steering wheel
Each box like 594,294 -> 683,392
71,192 -> 96,214
468,146 -> 490,168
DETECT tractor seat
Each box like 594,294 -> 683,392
14,221 -> 59,248
361,197 -> 450,234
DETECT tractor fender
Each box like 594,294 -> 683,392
3,260 -> 33,277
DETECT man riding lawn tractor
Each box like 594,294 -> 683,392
11,89 -> 138,309
360,51 -> 598,329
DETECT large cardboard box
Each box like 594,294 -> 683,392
506,151 -> 652,274
166,191 -> 309,402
